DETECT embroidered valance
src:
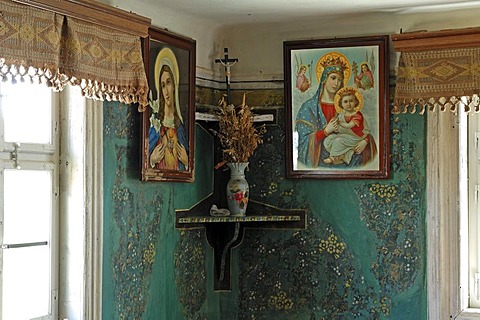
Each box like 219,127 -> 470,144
0,0 -> 150,111
392,27 -> 480,115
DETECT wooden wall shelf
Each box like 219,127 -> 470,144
175,197 -> 306,291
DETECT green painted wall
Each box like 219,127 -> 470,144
102,89 -> 426,319
102,102 -> 213,319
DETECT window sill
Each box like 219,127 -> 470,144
457,309 -> 480,319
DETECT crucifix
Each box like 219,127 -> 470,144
215,47 -> 238,104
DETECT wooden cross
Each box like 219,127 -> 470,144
215,47 -> 238,104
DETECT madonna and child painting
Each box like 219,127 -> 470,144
284,35 -> 389,179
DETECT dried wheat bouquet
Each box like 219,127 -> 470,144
211,94 -> 266,168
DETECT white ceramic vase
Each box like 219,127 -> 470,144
226,162 -> 249,216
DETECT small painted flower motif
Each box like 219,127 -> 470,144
234,191 -> 244,202
319,233 -> 346,259
142,242 -> 156,265
268,291 -> 294,311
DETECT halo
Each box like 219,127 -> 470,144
154,47 -> 183,123
315,52 -> 351,86
297,64 -> 307,73
359,61 -> 370,70
334,86 -> 364,114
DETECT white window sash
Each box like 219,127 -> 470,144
58,86 -> 102,320
427,111 -> 475,319
84,97 -> 103,320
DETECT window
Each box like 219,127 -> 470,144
428,109 -> 480,320
468,113 -> 480,310
0,81 -> 59,320
0,82 -> 103,320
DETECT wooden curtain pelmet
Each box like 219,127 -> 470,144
392,27 -> 480,115
0,0 -> 151,110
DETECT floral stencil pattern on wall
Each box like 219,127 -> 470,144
175,230 -> 207,319
110,175 -> 162,319
237,107 -> 425,319
356,115 -> 424,294
105,103 -> 163,319
239,220 -> 388,319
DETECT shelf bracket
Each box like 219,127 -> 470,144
176,197 -> 306,291
219,222 -> 241,281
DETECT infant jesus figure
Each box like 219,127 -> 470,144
323,87 -> 369,165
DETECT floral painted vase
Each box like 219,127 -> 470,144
226,162 -> 249,216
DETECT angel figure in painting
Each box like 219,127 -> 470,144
294,54 -> 312,93
148,47 -> 189,170
296,64 -> 311,93
354,62 -> 374,90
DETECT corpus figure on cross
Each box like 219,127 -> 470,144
215,47 -> 238,104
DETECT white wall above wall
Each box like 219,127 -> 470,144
101,1 -> 480,84
104,0 -> 223,81
216,9 -> 480,82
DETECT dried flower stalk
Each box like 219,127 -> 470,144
211,94 -> 266,166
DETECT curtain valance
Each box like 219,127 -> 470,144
392,27 -> 480,115
0,0 -> 150,110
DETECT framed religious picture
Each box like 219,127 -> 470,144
141,27 -> 196,182
284,35 -> 390,179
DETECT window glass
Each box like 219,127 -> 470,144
3,169 -> 52,244
2,168 -> 53,320
469,114 -> 480,308
1,82 -> 52,144
2,246 -> 50,320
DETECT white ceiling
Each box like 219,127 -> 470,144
141,0 -> 480,25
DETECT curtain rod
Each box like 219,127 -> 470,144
391,26 -> 480,52
13,0 -> 151,37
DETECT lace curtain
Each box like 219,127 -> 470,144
0,0 -> 150,111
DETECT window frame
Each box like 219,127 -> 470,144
57,86 -> 103,319
57,86 -> 104,319
0,83 -> 103,320
427,110 -> 480,319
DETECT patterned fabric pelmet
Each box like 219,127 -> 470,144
0,0 -> 148,110
394,47 -> 480,114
